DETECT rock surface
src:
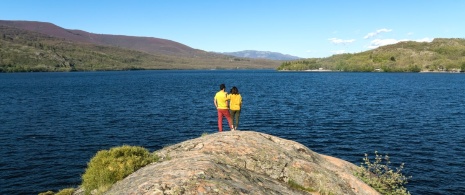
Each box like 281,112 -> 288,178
104,131 -> 379,195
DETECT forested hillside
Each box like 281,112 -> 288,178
278,38 -> 465,72
0,25 -> 280,72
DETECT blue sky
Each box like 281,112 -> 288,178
2,0 -> 464,58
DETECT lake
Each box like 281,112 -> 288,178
1,70 -> 464,194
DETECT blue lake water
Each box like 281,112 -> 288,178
1,70 -> 464,194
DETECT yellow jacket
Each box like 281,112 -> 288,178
229,94 -> 242,110
214,90 -> 230,109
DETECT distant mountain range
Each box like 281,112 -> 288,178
0,20 -> 281,72
6,20 -> 459,73
0,20 -> 294,60
222,50 -> 301,60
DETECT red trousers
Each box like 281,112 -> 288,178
217,109 -> 233,132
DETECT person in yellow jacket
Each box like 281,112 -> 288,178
214,84 -> 234,132
229,86 -> 242,130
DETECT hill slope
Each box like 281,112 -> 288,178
0,20 -> 280,72
0,20 -> 202,57
278,38 -> 465,72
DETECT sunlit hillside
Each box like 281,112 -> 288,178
0,22 -> 280,72
278,38 -> 465,72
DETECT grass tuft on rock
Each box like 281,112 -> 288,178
38,188 -> 75,195
55,188 -> 75,195
287,179 -> 316,193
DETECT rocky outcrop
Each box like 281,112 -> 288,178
104,131 -> 379,195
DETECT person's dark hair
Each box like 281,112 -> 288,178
220,84 -> 226,90
230,86 -> 239,94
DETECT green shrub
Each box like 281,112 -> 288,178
81,145 -> 158,195
355,151 -> 411,195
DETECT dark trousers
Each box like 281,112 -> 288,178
230,109 -> 241,129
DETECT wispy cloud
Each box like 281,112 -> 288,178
328,38 -> 355,44
367,38 -> 433,49
367,39 -> 400,48
364,28 -> 393,39
331,50 -> 347,54
416,38 -> 433,42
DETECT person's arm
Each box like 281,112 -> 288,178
239,95 -> 242,108
214,97 -> 218,109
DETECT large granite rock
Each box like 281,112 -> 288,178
104,131 -> 379,195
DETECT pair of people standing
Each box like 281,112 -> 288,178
214,84 -> 242,132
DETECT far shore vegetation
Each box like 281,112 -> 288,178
2,24 -> 465,73
278,38 -> 465,73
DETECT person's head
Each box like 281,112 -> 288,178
219,84 -> 226,90
231,86 -> 239,94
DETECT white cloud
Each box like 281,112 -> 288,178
331,50 -> 346,54
367,37 -> 433,49
328,38 -> 356,44
415,37 -> 433,42
368,39 -> 401,48
407,32 -> 414,36
364,28 -> 393,39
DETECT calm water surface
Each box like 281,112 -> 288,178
1,70 -> 464,194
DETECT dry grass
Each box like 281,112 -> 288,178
354,151 -> 411,195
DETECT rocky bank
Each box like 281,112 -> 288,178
100,131 -> 379,195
